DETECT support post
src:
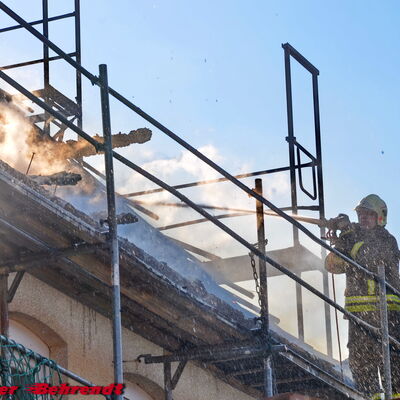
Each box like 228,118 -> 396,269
283,46 -> 304,342
254,179 -> 273,397
378,265 -> 392,400
0,274 -> 10,387
164,362 -> 173,400
295,282 -> 304,341
283,46 -> 299,245
42,0 -> 50,136
99,64 -> 123,398
264,357 -> 273,397
0,275 -> 9,336
74,0 -> 83,131
312,72 -> 332,357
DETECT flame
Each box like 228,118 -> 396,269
0,103 -> 68,175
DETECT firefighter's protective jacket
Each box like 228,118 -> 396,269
325,224 -> 400,314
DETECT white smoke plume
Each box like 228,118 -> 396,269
0,101 -> 341,361
116,144 -> 291,256
0,103 -> 68,175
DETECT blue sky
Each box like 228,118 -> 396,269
1,0 -> 400,264
80,0 -> 399,235
2,1 -> 399,231
1,0 -> 399,358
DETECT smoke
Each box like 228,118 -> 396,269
116,144 -> 291,255
1,101 -> 341,360
0,103 -> 68,175
0,103 -> 33,172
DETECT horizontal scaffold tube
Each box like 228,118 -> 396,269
0,2 -> 398,298
1,67 -> 399,349
0,61 -> 397,299
0,32 -> 399,350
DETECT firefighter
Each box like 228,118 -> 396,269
325,194 -> 400,399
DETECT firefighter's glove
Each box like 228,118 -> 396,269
325,214 -> 351,245
326,213 -> 350,232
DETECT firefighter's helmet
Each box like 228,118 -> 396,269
355,194 -> 387,227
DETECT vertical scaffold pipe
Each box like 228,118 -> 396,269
283,46 -> 304,342
74,0 -> 83,131
99,64 -> 123,397
312,71 -> 333,357
378,265 -> 392,400
164,362 -> 173,400
0,275 -> 8,336
42,0 -> 50,137
255,179 -> 273,397
0,274 -> 10,387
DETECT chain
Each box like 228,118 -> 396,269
249,238 -> 268,310
249,252 -> 262,309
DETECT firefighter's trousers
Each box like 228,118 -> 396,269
348,312 -> 400,399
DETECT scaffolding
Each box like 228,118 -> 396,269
0,334 -> 110,399
0,2 -> 398,400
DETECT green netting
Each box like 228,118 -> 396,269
0,336 -> 63,400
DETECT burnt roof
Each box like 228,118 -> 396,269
0,159 -> 365,400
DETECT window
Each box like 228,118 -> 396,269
123,374 -> 163,400
124,382 -> 155,400
9,320 -> 50,358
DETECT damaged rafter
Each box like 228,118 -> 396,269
61,128 -> 152,158
26,128 -> 152,161
139,342 -> 287,364
0,242 -> 108,275
29,171 -> 82,186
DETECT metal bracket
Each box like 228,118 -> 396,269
138,342 -> 287,400
170,361 -> 187,390
7,271 -> 25,303
100,213 -> 139,227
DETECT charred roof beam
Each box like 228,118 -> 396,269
0,242 -> 108,275
138,343 -> 287,364
29,172 -> 82,186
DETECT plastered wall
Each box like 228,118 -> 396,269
9,273 -> 256,400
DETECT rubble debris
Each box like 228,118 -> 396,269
0,88 -> 12,104
49,128 -> 151,159
29,171 -> 82,186
14,128 -> 152,165
100,212 -> 139,226
0,158 -> 250,330
0,88 -> 34,113
0,159 -> 102,229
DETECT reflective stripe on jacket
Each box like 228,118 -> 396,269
344,240 -> 400,312
345,294 -> 400,312
372,393 -> 400,400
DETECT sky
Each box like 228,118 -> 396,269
1,1 -> 399,224
1,0 -> 400,360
